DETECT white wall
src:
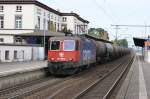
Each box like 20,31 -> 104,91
1,4 -> 35,29
0,45 -> 44,62
0,30 -> 34,34
0,35 -> 14,43
32,47 -> 44,60
34,5 -> 61,31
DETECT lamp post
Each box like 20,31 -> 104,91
43,18 -> 46,60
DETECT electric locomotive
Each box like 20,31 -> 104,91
48,36 -> 96,75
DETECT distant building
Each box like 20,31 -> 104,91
0,0 -> 89,44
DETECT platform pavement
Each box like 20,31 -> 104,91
115,55 -> 150,99
0,61 -> 47,77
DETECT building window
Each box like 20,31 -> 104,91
21,50 -> 24,59
50,21 -> 53,31
16,6 -> 22,12
51,15 -> 53,19
75,25 -> 77,33
37,8 -> 41,14
15,37 -> 22,43
15,15 -> 22,29
61,24 -> 67,30
57,23 -> 59,31
58,17 -> 60,22
38,16 -> 40,29
14,51 -> 17,59
0,38 -> 4,42
48,13 -> 50,19
0,6 -> 4,12
43,18 -> 46,30
48,21 -> 50,30
5,50 -> 9,60
44,12 -> 46,16
54,22 -> 56,32
62,17 -> 67,22
0,16 -> 4,29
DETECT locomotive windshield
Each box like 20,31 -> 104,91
64,40 -> 75,51
50,41 -> 60,50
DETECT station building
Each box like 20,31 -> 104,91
0,0 -> 89,62
0,0 -> 89,43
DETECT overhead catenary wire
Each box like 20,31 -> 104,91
111,24 -> 150,40
91,0 -> 117,24
90,0 -> 121,40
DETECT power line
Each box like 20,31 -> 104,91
111,25 -> 120,40
111,25 -> 150,27
91,0 -> 117,23
111,24 -> 150,40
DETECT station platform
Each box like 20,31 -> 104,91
116,55 -> 149,99
0,61 -> 47,77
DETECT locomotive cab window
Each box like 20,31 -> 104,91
64,40 -> 75,51
50,41 -> 60,50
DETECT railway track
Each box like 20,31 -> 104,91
0,76 -> 71,99
47,54 -> 134,99
76,54 -> 134,99
0,54 -> 134,99
26,54 -> 133,99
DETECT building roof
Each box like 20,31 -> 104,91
0,43 -> 42,47
61,13 -> 89,23
133,37 -> 146,47
0,0 -> 89,23
14,30 -> 65,37
0,0 -> 60,15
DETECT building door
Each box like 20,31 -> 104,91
0,51 -> 2,62
5,50 -> 9,60
22,50 -> 24,60
19,50 -> 24,61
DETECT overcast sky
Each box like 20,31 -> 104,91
38,0 -> 150,45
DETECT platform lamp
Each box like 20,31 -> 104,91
43,18 -> 46,60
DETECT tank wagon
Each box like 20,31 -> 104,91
47,36 -> 130,75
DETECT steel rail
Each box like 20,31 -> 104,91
103,55 -> 135,99
74,54 -> 134,99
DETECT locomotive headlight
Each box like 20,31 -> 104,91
69,58 -> 73,61
51,58 -> 54,60
59,52 -> 64,57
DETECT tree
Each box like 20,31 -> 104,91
112,39 -> 128,47
119,39 -> 128,47
88,28 -> 109,40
